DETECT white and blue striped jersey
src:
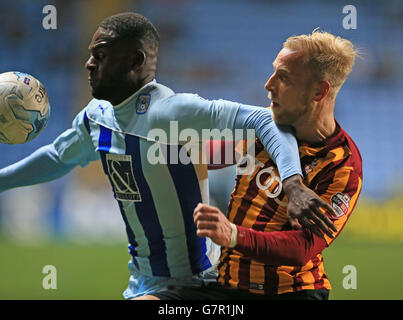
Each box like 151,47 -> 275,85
72,82 -> 240,280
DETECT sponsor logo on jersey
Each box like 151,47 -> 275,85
105,154 -> 142,202
136,94 -> 151,114
331,192 -> 350,218
97,104 -> 105,115
304,158 -> 318,175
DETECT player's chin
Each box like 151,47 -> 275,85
90,86 -> 109,101
271,111 -> 284,125
273,114 -> 292,127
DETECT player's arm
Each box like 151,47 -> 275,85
156,94 -> 301,179
155,94 -> 337,237
0,110 -> 99,192
194,168 -> 362,266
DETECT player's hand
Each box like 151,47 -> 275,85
193,203 -> 232,247
282,174 -> 338,239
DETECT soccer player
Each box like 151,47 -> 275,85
148,30 -> 363,300
0,14 -> 336,299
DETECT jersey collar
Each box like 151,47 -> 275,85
113,79 -> 157,109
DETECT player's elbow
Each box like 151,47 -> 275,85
261,252 -> 309,266
271,251 -> 309,266
292,252 -> 312,266
290,242 -> 327,266
284,244 -> 321,266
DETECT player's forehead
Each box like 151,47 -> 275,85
272,48 -> 305,72
272,48 -> 310,80
88,27 -> 117,51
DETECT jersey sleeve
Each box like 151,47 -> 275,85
153,93 -> 302,180
153,93 -> 240,135
53,109 -> 100,167
0,109 -> 99,192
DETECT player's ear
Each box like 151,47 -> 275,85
131,49 -> 146,71
313,80 -> 330,102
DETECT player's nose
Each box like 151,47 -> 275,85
85,56 -> 96,71
264,74 -> 275,91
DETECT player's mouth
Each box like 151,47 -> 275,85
268,92 -> 279,108
88,77 -> 97,87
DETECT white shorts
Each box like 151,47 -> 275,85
122,259 -> 218,300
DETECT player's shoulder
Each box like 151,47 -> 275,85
158,93 -> 211,112
84,98 -> 113,115
79,98 -> 114,127
336,125 -> 362,177
302,122 -> 362,181
163,92 -> 207,102
67,99 -> 111,130
150,82 -> 176,97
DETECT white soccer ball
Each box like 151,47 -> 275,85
0,71 -> 50,144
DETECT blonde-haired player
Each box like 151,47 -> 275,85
150,30 -> 363,300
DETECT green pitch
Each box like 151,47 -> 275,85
323,237 -> 403,300
0,241 -> 129,300
0,237 -> 402,299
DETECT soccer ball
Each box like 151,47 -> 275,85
0,71 -> 50,144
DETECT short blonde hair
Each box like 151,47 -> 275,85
283,30 -> 359,97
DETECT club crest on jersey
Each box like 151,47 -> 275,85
105,154 -> 142,202
331,192 -> 350,218
136,94 -> 151,114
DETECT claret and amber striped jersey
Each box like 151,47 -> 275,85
217,122 -> 362,295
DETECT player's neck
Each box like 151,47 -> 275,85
111,76 -> 155,106
294,102 -> 336,144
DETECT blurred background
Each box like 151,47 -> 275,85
0,0 -> 402,299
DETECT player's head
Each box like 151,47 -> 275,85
85,12 -> 160,105
265,30 -> 359,126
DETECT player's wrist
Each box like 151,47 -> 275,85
228,223 -> 238,248
282,174 -> 303,194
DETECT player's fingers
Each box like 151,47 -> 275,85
313,200 -> 338,233
298,215 -> 324,239
196,228 -> 212,238
316,208 -> 338,234
196,220 -> 217,230
289,217 -> 302,230
194,211 -> 219,224
193,203 -> 208,215
310,223 -> 324,239
309,208 -> 335,238
195,203 -> 204,210
315,198 -> 339,223
200,203 -> 220,212
193,203 -> 202,217
193,203 -> 219,216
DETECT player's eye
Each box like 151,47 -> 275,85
278,74 -> 287,81
93,51 -> 105,61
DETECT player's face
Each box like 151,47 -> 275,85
85,28 -> 135,104
264,48 -> 314,126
